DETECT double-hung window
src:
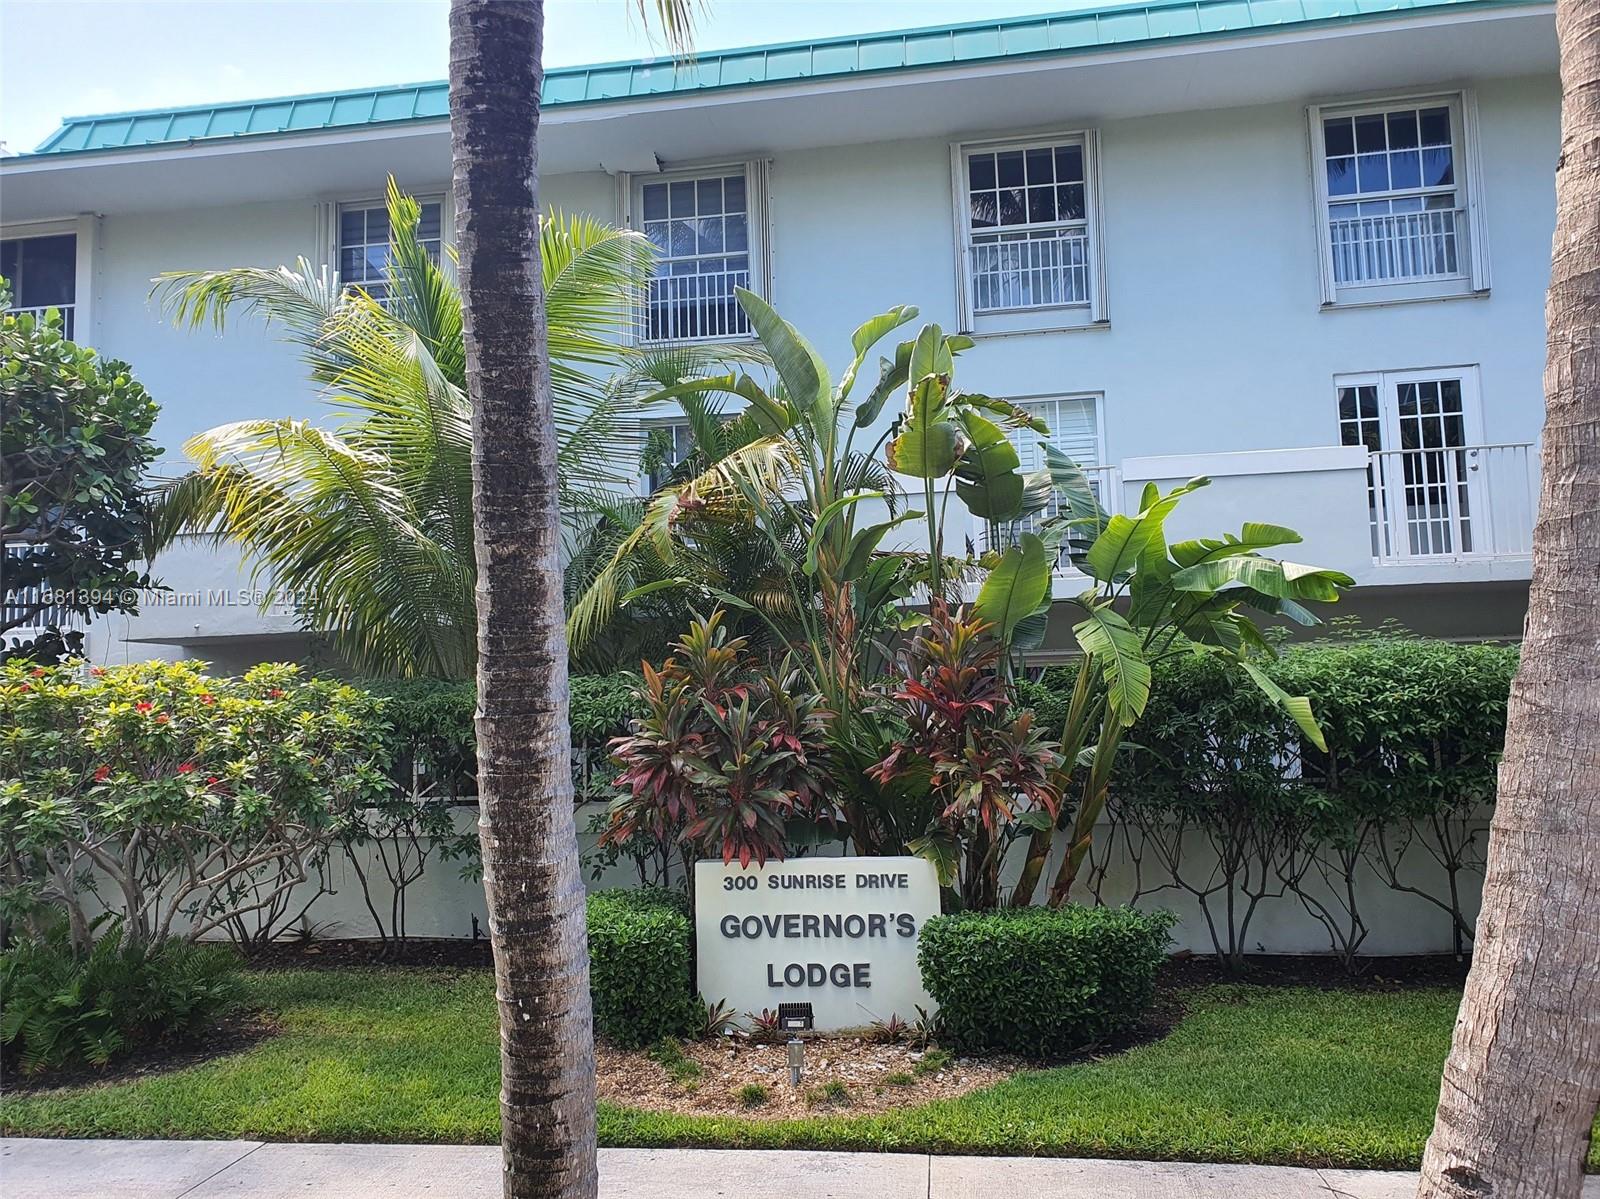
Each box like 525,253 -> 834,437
337,198 -> 443,303
954,132 -> 1105,332
632,164 -> 765,344
1311,93 -> 1486,304
2,232 -> 78,338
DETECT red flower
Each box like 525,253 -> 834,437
200,693 -> 216,705
29,666 -> 46,677
90,666 -> 106,677
16,684 -> 29,694
94,765 -> 111,782
177,763 -> 195,775
155,713 -> 170,725
268,688 -> 285,699
206,776 -> 220,786
135,701 -> 153,713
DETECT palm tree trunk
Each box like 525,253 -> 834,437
448,3 -> 597,1197
1416,2 -> 1600,1192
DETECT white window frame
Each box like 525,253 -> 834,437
1,215 -> 96,344
322,192 -> 450,302
1309,90 -> 1490,308
997,393 -> 1114,563
1334,365 -> 1487,560
951,130 -> 1107,335
1008,393 -> 1107,473
620,160 -> 770,346
315,188 -> 452,292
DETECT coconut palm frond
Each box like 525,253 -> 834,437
153,181 -> 672,677
155,418 -> 475,677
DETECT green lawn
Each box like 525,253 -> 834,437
3,969 -> 1593,1170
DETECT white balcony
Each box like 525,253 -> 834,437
1369,442 -> 1536,562
2,544 -> 78,644
7,303 -> 75,339
985,464 -> 1123,572
969,227 -> 1090,313
1329,207 -> 1465,286
636,267 -> 751,344
968,442 -> 1538,602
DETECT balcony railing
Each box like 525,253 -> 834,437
1329,207 -> 1465,286
1369,442 -> 1536,561
2,545 -> 78,641
970,228 -> 1090,313
986,464 -> 1123,570
636,268 -> 751,344
8,303 -> 75,338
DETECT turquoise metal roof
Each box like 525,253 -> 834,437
27,0 -> 1545,157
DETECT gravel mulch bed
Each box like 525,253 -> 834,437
596,1035 -> 1018,1118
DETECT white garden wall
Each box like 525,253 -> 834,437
225,803 -> 1484,960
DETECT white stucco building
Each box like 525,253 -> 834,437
1,0 -> 1557,666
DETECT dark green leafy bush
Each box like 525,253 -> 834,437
586,888 -> 697,1048
1110,638 -> 1517,967
1,928 -> 243,1074
355,673 -> 641,802
918,905 -> 1173,1056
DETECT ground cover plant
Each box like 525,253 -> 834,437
1,927 -> 242,1074
7,966 -> 1596,1170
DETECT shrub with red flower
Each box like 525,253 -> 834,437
604,611 -> 831,875
0,659 -> 390,950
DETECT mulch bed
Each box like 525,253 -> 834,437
596,1035 -> 1018,1118
1160,950 -> 1471,992
241,937 -> 495,970
3,1009 -> 280,1095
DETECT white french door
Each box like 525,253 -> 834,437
1336,367 -> 1486,559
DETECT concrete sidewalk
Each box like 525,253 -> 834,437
6,1140 -> 1600,1198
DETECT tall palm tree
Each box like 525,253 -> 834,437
448,2 -> 694,1196
1417,2 -> 1600,1194
154,182 -> 715,678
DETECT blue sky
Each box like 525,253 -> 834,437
0,0 -> 1098,154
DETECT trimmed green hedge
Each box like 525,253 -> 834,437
918,906 -> 1173,1057
586,887 -> 696,1048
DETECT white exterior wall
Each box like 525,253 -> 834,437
36,72 -> 1557,662
216,805 -> 1484,959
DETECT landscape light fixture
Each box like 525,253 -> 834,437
779,1002 -> 814,1086
777,1003 -> 814,1033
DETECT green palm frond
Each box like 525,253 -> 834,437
152,181 -> 673,677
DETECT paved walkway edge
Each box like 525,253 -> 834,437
5,1139 -> 1599,1199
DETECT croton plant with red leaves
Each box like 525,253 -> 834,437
870,602 -> 1063,908
604,611 -> 831,872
